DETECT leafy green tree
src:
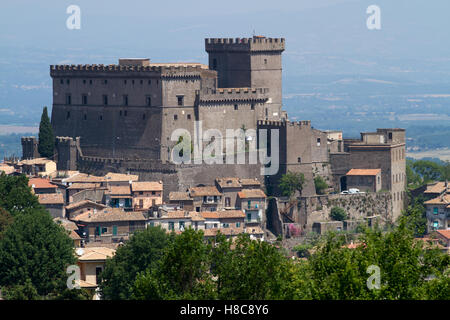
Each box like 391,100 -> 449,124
2,278 -> 40,300
279,171 -> 305,198
330,206 -> 348,221
0,209 -> 76,298
132,228 -> 215,300
0,208 -> 13,238
291,223 -> 450,300
399,194 -> 427,237
314,176 -> 328,195
99,226 -> 170,300
38,106 -> 55,158
406,159 -> 423,188
440,161 -> 450,182
412,160 -> 443,183
211,233 -> 293,300
0,173 -> 41,216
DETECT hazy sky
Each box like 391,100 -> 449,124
1,0 -> 449,65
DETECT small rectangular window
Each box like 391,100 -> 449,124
89,79 -> 92,85
123,95 -> 128,106
82,95 -> 88,105
148,80 -> 151,85
66,111 -> 71,119
297,157 -> 301,163
83,114 -> 87,120
66,79 -> 70,85
66,94 -> 72,105
174,114 -> 178,120
140,79 -> 143,85
234,104 -> 238,110
146,96 -> 151,106
60,79 -> 63,84
124,110 -> 128,116
251,104 -> 255,110
187,114 -> 191,120
104,79 -> 108,84
177,96 -> 184,106
83,79 -> 86,84
103,95 -> 108,105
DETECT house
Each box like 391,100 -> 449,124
203,227 -> 244,241
67,182 -> 103,200
0,164 -> 15,175
239,178 -> 261,190
65,200 -> 107,220
424,192 -> 450,232
71,207 -> 146,244
131,181 -> 163,210
201,210 -> 245,230
105,185 -> 132,209
150,210 -> 205,233
215,177 -> 242,208
168,191 -> 194,211
54,217 -> 82,247
237,189 -> 267,225
28,177 -> 58,194
435,229 -> 450,254
244,226 -> 265,241
345,169 -> 382,193
76,247 -> 116,298
189,186 -> 223,212
18,158 -> 57,177
38,193 -> 65,218
104,172 -> 139,186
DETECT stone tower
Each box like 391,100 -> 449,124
21,136 -> 40,159
205,36 -> 285,119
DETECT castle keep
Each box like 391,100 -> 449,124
26,35 -> 406,226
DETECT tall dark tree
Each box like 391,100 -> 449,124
38,106 -> 55,158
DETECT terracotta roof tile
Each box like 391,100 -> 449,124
131,181 -> 163,192
424,182 -> 447,194
424,194 -> 450,205
237,189 -> 267,199
169,191 -> 192,201
215,177 -> 242,189
346,169 -> 381,176
107,185 -> 131,195
67,182 -> 102,190
216,210 -> 245,219
437,229 -> 450,241
28,178 -> 57,189
104,172 -> 139,182
71,208 -> 146,223
190,186 -> 222,197
239,178 -> 261,186
65,173 -> 105,183
76,247 -> 116,261
65,200 -> 106,211
38,193 -> 64,205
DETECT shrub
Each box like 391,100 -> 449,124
330,206 -> 348,221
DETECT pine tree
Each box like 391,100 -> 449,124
38,106 -> 54,158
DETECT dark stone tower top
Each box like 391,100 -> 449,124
205,36 -> 285,109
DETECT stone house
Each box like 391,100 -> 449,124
28,177 -> 58,194
65,200 -> 107,220
104,172 -> 139,187
215,177 -> 242,208
435,229 -> 450,254
150,210 -> 205,233
18,158 -> 57,177
76,247 -> 116,298
105,185 -> 132,209
168,191 -> 194,211
37,193 -> 65,218
424,192 -> 450,232
189,186 -> 222,212
345,168 -> 382,193
237,189 -> 267,225
71,208 -> 146,244
131,181 -> 163,210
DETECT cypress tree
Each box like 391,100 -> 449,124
38,106 -> 54,158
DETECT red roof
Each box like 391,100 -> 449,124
28,178 -> 57,189
436,229 -> 450,241
346,169 -> 381,176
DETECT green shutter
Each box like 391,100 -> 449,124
113,225 -> 118,236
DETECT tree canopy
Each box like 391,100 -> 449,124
279,171 -> 305,198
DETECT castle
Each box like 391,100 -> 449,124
22,35 -> 406,222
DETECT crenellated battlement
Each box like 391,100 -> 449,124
198,87 -> 269,103
50,63 -> 207,77
257,119 -> 310,127
205,36 -> 285,52
21,136 -> 37,142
